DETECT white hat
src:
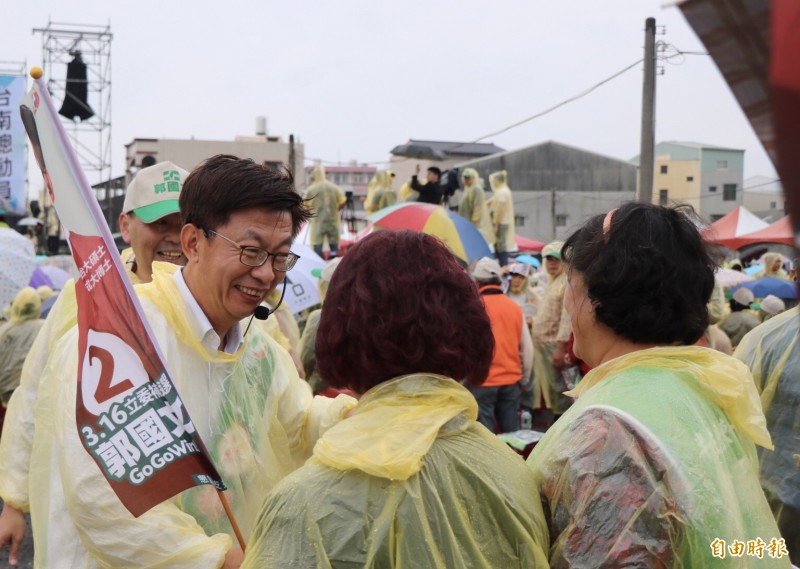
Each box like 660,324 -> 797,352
122,161 -> 189,223
471,257 -> 502,279
509,262 -> 529,277
732,287 -> 754,307
542,241 -> 564,260
759,294 -> 785,315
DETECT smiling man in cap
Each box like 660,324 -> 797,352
119,161 -> 189,283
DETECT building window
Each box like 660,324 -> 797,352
515,215 -> 526,228
770,201 -> 777,209
709,185 -> 717,193
659,189 -> 668,205
716,160 -> 729,170
554,214 -> 567,227
710,214 -> 724,222
723,184 -> 737,201
660,165 -> 668,174
686,176 -> 694,182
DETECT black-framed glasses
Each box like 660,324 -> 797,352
202,228 -> 299,272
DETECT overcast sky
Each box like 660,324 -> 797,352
4,0 -> 777,192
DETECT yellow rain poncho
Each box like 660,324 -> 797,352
304,166 -> 346,248
399,178 -> 419,202
531,271 -> 572,413
754,252 -> 790,280
0,255 -> 142,512
488,170 -> 516,252
242,374 -> 550,568
735,307 -> 800,564
527,346 -> 788,568
26,263 -> 354,568
0,288 -> 44,405
458,168 -> 494,246
364,170 -> 396,214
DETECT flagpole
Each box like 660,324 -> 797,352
218,490 -> 246,552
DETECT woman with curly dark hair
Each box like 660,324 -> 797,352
242,230 -> 550,568
526,202 -> 786,568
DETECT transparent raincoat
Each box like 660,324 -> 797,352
0,288 -> 44,404
458,168 -> 494,246
365,170 -> 396,214
304,166 -> 346,247
488,170 -> 516,252
0,266 -> 129,510
527,346 -> 789,568
26,263 -> 354,568
242,374 -> 550,569
735,307 -> 800,563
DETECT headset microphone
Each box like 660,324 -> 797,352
253,305 -> 271,320
243,278 -> 289,337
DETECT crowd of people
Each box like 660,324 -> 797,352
0,157 -> 797,567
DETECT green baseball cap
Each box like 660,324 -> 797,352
122,161 -> 189,223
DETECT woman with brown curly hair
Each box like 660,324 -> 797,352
243,230 -> 549,568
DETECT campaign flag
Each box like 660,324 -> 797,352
19,69 -> 226,517
0,75 -> 27,214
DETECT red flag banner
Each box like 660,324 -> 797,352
19,69 -> 226,517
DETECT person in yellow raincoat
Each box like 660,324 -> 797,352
528,202 -> 788,568
0,161 -> 190,566
735,306 -> 800,565
298,257 -> 341,394
304,165 -> 345,258
458,168 -> 494,248
0,288 -> 44,406
487,170 -> 516,267
531,241 -> 573,415
242,230 -> 550,569
754,252 -> 790,279
364,170 -> 396,214
22,156 -> 355,569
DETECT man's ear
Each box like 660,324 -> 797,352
118,212 -> 132,244
181,224 -> 202,263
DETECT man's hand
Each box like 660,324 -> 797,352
552,342 -> 571,371
414,164 -> 420,175
221,547 -> 244,569
0,504 -> 26,566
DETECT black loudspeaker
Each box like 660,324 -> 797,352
141,155 -> 157,168
58,52 -> 95,122
30,200 -> 41,218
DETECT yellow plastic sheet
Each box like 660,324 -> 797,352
735,307 -> 800,563
242,374 -> 550,568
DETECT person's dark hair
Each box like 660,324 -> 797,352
475,276 -> 502,287
180,154 -> 311,236
316,230 -> 494,393
562,202 -> 714,345
427,166 -> 442,179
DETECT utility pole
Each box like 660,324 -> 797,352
550,186 -> 557,240
638,17 -> 656,204
288,134 -> 296,181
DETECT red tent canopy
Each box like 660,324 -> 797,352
728,215 -> 794,249
701,206 -> 769,249
515,235 -> 545,253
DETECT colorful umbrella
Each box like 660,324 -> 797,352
514,254 -> 541,268
282,241 -> 326,314
731,277 -> 798,300
714,268 -> 753,288
368,202 -> 492,263
0,228 -> 37,309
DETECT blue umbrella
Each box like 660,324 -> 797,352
731,277 -> 797,300
514,254 -> 541,268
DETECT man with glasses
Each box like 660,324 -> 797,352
24,155 -> 355,569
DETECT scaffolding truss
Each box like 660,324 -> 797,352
34,20 -> 113,216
